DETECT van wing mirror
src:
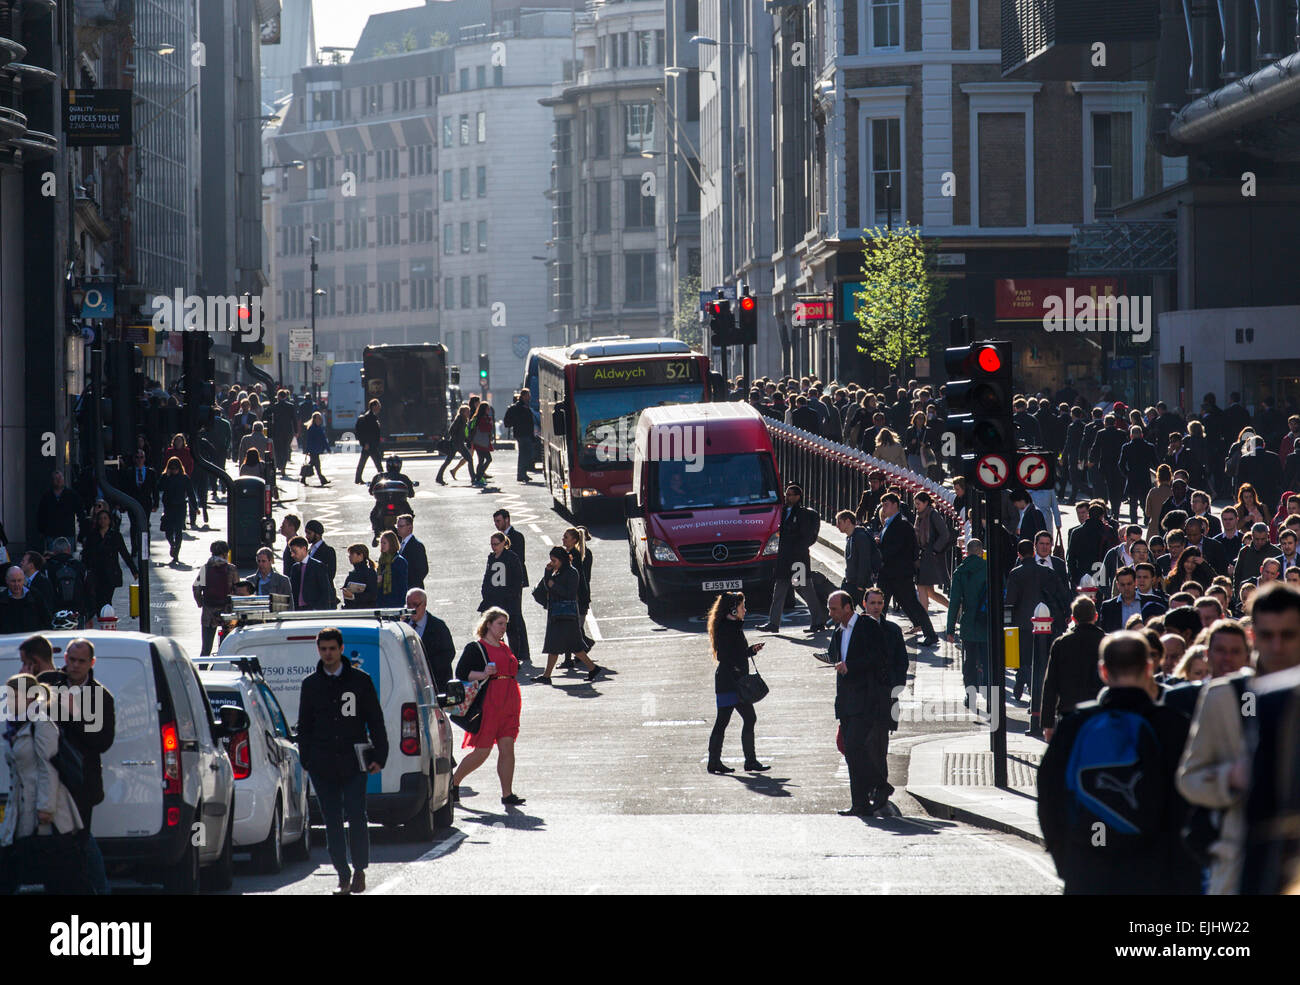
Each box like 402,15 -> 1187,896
438,681 -> 466,708
552,406 -> 566,433
216,704 -> 250,736
707,371 -> 727,402
624,491 -> 643,520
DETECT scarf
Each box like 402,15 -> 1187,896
377,551 -> 396,595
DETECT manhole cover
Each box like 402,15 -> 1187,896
941,751 -> 1041,788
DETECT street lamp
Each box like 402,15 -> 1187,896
309,236 -> 319,398
262,160 -> 305,173
131,43 -> 177,56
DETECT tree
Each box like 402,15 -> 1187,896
854,224 -> 946,377
672,273 -> 703,349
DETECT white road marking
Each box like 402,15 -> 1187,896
529,523 -> 544,533
585,611 -> 602,641
540,535 -> 554,546
369,830 -> 468,895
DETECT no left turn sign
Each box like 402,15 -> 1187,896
976,454 -> 1010,489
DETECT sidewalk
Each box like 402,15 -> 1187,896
813,516 -> 1049,846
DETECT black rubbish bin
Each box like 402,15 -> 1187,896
229,476 -> 267,567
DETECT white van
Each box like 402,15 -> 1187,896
216,609 -> 456,837
327,361 -> 364,440
0,631 -> 243,894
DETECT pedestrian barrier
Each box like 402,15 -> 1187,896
765,419 -> 962,578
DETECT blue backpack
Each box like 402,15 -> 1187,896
1063,707 -> 1167,844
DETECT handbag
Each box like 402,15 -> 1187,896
447,642 -> 491,732
51,730 -> 84,797
736,654 -> 769,704
549,598 -> 580,620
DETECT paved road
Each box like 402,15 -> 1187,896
139,446 -> 1060,894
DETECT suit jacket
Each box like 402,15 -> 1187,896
843,526 -> 881,590
1099,592 -> 1165,633
290,556 -> 334,610
1004,559 -> 1052,643
505,525 -> 529,586
308,541 -> 339,605
121,466 -> 160,512
775,504 -> 819,577
1041,622 -> 1105,730
252,570 -> 293,600
1014,506 -> 1049,542
415,612 -> 456,691
831,615 -> 904,721
400,535 -> 429,589
878,514 -> 919,583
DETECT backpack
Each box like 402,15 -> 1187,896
51,561 -> 79,606
202,559 -> 233,609
1063,707 -> 1168,845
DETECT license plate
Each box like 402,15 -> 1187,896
702,579 -> 743,591
396,435 -> 419,441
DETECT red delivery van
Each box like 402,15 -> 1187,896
624,403 -> 782,611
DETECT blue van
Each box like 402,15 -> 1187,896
327,361 -> 364,440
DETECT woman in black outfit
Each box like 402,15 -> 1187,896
156,456 -> 196,563
481,531 -> 525,619
82,508 -> 138,612
340,543 -> 379,607
560,526 -> 594,669
532,546 -> 604,684
706,592 -> 768,774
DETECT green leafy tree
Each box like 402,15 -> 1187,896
854,224 -> 945,377
673,273 -> 703,349
429,32 -> 450,48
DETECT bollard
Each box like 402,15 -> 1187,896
129,584 -> 139,618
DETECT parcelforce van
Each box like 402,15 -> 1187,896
215,608 -> 456,838
625,403 -> 783,612
0,631 -> 244,894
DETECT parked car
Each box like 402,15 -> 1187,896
0,631 -> 244,894
197,658 -> 311,874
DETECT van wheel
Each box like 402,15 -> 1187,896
252,800 -> 284,874
403,775 -> 437,841
202,811 -> 235,892
285,808 -> 313,863
162,830 -> 201,895
433,774 -> 454,829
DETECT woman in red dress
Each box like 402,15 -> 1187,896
450,606 -> 525,807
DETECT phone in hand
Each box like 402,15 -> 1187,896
751,642 -> 765,653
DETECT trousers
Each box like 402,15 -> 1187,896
767,571 -> 826,627
311,771 -> 370,879
880,574 -> 936,640
355,444 -> 383,483
841,710 -> 892,809
709,701 -> 757,761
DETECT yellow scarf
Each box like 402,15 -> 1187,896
377,551 -> 396,594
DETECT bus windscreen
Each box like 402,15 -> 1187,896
574,382 -> 705,468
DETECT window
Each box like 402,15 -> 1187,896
686,70 -> 700,122
593,106 -> 610,159
461,331 -> 470,363
556,262 -> 573,312
476,111 -> 486,143
594,254 -> 611,308
443,170 -> 454,202
460,276 -> 471,308
625,251 -> 656,306
477,220 -> 488,252
685,0 -> 698,33
869,117 -> 902,227
476,165 -> 487,197
476,65 -> 486,88
636,31 -> 655,66
685,158 -> 701,213
657,29 -> 665,65
477,274 -> 488,307
444,277 -> 455,310
554,119 -> 571,166
869,0 -> 901,50
443,224 -> 454,255
446,329 -> 455,360
459,67 -> 469,91
556,189 -> 573,239
493,65 -> 503,86
409,144 -> 432,176
623,177 -> 655,228
460,167 -> 470,199
459,113 -> 470,145
460,221 -> 470,253
594,180 -> 611,233
623,103 -> 654,154
442,116 -> 453,147
1091,112 -> 1133,218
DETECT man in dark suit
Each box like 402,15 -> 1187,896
120,450 -> 160,560
1009,489 -> 1047,543
1041,596 -> 1106,741
1004,540 -> 1058,736
876,493 -> 939,645
493,509 -> 529,585
759,484 -> 827,633
288,537 -> 334,610
394,514 -> 428,590
835,510 -> 880,609
828,589 -> 907,816
1086,415 -> 1128,517
280,514 -> 301,575
304,519 -> 338,606
1238,433 -> 1285,512
353,398 -> 384,484
404,589 -> 456,692
1099,566 -> 1165,632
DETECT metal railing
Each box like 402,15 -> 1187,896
766,418 -> 962,579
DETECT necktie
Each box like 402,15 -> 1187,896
138,468 -> 145,484
298,566 -> 306,606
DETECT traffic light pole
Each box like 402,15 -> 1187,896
985,489 -> 1008,788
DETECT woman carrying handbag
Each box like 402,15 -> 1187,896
532,547 -> 604,684
706,592 -> 769,775
449,608 -> 525,807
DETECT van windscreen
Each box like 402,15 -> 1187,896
651,453 -> 779,512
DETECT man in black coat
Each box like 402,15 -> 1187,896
1221,392 -> 1253,449
1099,566 -> 1165,632
759,484 -> 827,633
493,509 -> 529,585
1062,407 -> 1088,498
1005,541 -> 1054,732
353,398 -> 384,484
296,628 -> 388,894
1118,425 -> 1159,524
1183,515 -> 1228,576
1,566 -> 52,633
55,638 -> 116,893
395,514 -> 428,590
304,519 -> 339,606
1086,415 -> 1128,517
1013,398 -> 1041,445
1041,596 -> 1105,739
1009,488 -> 1047,543
405,589 -> 456,691
876,493 -> 939,645
266,390 -> 299,477
836,510 -> 880,608
1237,434 -> 1284,513
828,590 -> 907,816
789,395 -> 821,434
288,538 -> 334,610
36,470 -> 82,552
121,450 -> 160,559
1067,502 -> 1110,585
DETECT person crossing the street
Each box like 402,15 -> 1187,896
705,592 -> 769,775
450,607 -> 525,808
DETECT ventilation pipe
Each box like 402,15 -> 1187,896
1153,0 -> 1194,154
1255,0 -> 1300,65
1185,0 -> 1226,95
1219,0 -> 1257,79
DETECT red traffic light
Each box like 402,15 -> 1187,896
237,305 -> 251,321
976,346 -> 1002,373
739,295 -> 756,312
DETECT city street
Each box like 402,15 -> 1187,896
138,446 -> 1059,894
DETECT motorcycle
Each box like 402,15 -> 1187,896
368,455 -> 418,545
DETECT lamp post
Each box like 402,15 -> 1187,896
309,236 -> 319,398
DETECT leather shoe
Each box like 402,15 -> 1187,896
756,623 -> 779,633
838,806 -> 870,817
350,870 -> 366,894
804,623 -> 827,633
334,875 -> 352,895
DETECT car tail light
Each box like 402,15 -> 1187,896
161,721 -> 181,795
166,806 -> 181,827
230,730 -> 251,780
400,702 -> 419,756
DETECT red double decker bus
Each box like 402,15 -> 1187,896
537,337 -> 721,519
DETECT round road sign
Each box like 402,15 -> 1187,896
976,454 -> 1010,489
1017,453 -> 1051,489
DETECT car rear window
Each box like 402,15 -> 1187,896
205,687 -> 244,719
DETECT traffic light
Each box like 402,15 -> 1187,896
708,297 -> 735,348
737,291 -> 758,345
478,352 -> 489,387
944,339 -> 1014,481
231,294 -> 266,355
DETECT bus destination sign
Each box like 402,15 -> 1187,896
576,359 -> 700,388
